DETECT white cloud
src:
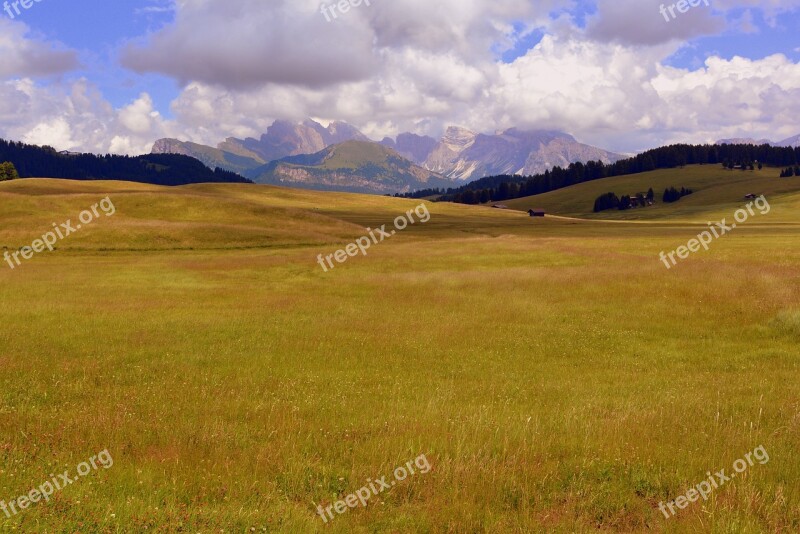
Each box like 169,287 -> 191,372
156,32 -> 800,153
0,78 -> 178,154
0,18 -> 79,78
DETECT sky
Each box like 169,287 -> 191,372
1,0 -> 799,155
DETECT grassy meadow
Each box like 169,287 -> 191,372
0,170 -> 799,532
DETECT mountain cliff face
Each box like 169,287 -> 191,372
380,133 -> 438,165
246,141 -> 453,194
231,119 -> 370,162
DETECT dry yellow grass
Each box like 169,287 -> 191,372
0,177 -> 798,532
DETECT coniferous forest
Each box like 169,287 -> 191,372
0,138 -> 252,186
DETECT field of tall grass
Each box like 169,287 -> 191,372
1,173 -> 799,532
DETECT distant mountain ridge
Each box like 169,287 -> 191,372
716,135 -> 800,148
152,119 -> 626,191
777,134 -> 800,148
406,126 -> 625,181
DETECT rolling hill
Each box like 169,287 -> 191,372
504,164 -> 800,222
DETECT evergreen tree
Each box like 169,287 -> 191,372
593,192 -> 620,212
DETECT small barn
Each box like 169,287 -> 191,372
528,209 -> 546,217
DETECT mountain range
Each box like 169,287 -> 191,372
381,126 -> 626,181
716,135 -> 800,148
152,119 -> 626,193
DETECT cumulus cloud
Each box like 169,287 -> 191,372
2,0 -> 800,155
120,0 -> 570,90
158,34 -> 800,153
0,78 -> 178,154
0,18 -> 79,78
121,0 -> 379,89
586,0 -> 725,45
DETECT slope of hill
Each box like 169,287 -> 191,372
247,140 -> 454,194
0,138 -> 251,185
151,138 -> 265,175
504,164 -> 800,222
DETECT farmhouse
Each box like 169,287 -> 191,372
528,209 -> 546,217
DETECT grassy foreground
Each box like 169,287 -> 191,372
0,176 -> 799,532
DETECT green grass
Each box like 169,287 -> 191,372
1,176 -> 799,532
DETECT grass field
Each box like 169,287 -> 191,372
504,165 -> 800,222
1,171 -> 799,532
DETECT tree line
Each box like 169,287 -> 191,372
593,186 -> 693,212
434,143 -> 799,205
0,139 -> 252,186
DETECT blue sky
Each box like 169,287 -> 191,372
1,0 -> 799,154
13,0 -> 177,112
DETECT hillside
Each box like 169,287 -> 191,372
247,140 -> 454,194
504,164 -> 800,222
151,138 -> 265,175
